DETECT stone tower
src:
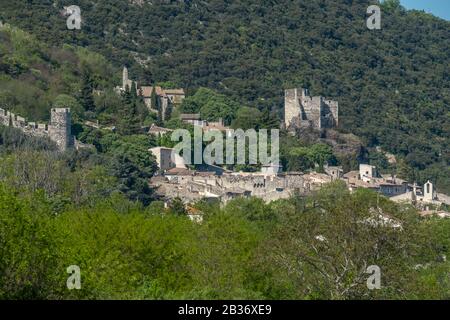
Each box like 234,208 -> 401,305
123,66 -> 129,90
49,108 -> 74,151
423,180 -> 435,202
284,88 -> 301,128
122,66 -> 136,92
284,88 -> 338,130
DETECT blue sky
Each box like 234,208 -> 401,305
401,0 -> 450,20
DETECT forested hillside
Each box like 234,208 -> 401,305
0,0 -> 449,191
0,22 -> 163,206
1,0 -> 450,301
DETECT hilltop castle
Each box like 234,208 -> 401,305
284,88 -> 339,130
118,66 -> 185,121
0,107 -> 74,151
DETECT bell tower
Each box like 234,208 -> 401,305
423,181 -> 435,202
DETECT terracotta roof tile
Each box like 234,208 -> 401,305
140,86 -> 153,97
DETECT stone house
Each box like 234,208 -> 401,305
149,147 -> 187,172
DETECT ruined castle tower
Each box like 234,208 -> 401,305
49,108 -> 74,151
284,88 -> 302,128
284,88 -> 339,130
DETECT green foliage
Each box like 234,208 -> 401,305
80,68 -> 96,112
257,182 -> 445,299
0,125 -> 156,207
180,88 -> 239,125
0,1 -> 449,300
223,197 -> 276,230
231,106 -> 280,130
286,143 -> 335,172
380,0 -> 403,12
168,198 -> 187,216
286,147 -> 313,172
54,94 -> 84,122
0,186 -> 62,299
0,24 -> 119,122
0,181 -> 448,299
97,133 -> 157,205
259,108 -> 280,130
369,149 -> 390,171
231,107 -> 261,130
116,95 -> 141,136
157,81 -> 179,89
0,125 -> 56,152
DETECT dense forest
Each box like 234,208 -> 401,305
0,0 -> 449,299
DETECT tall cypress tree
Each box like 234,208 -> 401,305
123,84 -> 132,104
150,87 -> 157,111
80,68 -> 95,112
259,107 -> 280,130
152,88 -> 164,126
117,88 -> 141,136
131,81 -> 138,101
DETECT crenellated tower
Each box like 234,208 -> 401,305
284,88 -> 339,130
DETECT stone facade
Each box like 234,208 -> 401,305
423,180 -> 436,202
165,89 -> 186,104
149,163 -> 343,205
343,164 -> 408,197
0,107 -> 74,152
152,162 -> 447,208
155,87 -> 170,121
139,86 -> 180,121
359,164 -> 378,182
122,66 -> 135,91
284,88 -> 339,130
49,108 -> 74,151
324,165 -> 344,181
390,181 -> 450,210
151,170 -> 308,204
180,114 -> 205,126
149,147 -> 187,171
